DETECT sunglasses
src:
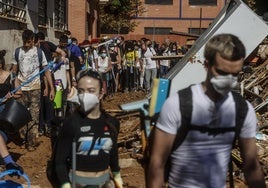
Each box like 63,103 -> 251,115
76,69 -> 102,82
214,67 -> 239,77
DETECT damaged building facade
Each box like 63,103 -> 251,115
0,0 -> 101,64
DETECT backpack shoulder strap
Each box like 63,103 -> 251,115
172,86 -> 193,151
231,91 -> 248,143
37,47 -> 43,66
229,91 -> 248,188
15,47 -> 20,63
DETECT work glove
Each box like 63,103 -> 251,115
61,182 -> 71,188
112,171 -> 123,188
6,162 -> 24,176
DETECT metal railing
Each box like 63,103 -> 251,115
0,1 -> 26,22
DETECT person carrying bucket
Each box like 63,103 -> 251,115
0,50 -> 24,175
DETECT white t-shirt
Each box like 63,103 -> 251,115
156,83 -> 256,188
53,59 -> 70,89
144,47 -> 157,69
97,56 -> 109,73
12,47 -> 48,91
160,49 -> 171,67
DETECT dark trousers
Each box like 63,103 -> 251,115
39,95 -> 54,131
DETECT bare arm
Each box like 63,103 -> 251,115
55,47 -> 67,63
78,56 -> 83,64
44,69 -> 55,100
69,60 -> 77,87
239,137 -> 265,188
147,127 -> 176,188
66,70 -> 71,91
0,134 -> 9,158
107,58 -> 112,72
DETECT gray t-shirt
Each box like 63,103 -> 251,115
156,83 -> 256,188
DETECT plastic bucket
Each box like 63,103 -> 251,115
53,90 -> 63,109
0,99 -> 32,134
0,169 -> 31,188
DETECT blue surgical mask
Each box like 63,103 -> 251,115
100,53 -> 107,58
68,38 -> 72,45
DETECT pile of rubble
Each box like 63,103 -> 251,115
232,40 -> 268,183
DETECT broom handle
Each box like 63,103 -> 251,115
0,62 -> 53,104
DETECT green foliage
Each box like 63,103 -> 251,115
100,0 -> 145,34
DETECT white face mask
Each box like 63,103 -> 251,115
100,53 -> 107,58
210,74 -> 238,96
78,93 -> 99,112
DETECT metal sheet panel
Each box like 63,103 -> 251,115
167,0 -> 268,95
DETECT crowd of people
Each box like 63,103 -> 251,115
0,30 -> 265,188
77,35 -> 189,96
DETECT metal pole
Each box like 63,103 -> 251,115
199,8 -> 202,35
72,141 -> 76,188
153,19 -> 155,42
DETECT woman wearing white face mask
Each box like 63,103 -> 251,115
96,47 -> 112,96
54,69 -> 123,188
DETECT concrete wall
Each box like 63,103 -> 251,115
0,0 -> 66,66
0,18 -> 24,66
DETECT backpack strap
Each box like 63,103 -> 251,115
231,91 -> 248,144
172,89 -> 248,151
172,86 -> 192,151
15,47 -> 20,63
37,47 -> 43,67
228,91 -> 248,188
15,47 -> 43,67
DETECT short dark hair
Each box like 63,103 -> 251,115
59,34 -> 68,44
36,31 -> 45,40
71,37 -> 78,43
64,30 -> 71,36
204,34 -> 246,66
0,50 -> 6,68
22,29 -> 34,42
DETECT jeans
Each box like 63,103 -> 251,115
145,68 -> 157,91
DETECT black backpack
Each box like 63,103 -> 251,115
15,47 -> 43,65
146,86 -> 248,187
173,86 -> 248,150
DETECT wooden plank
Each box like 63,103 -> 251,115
151,55 -> 184,60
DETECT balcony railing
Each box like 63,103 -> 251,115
0,1 -> 26,23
